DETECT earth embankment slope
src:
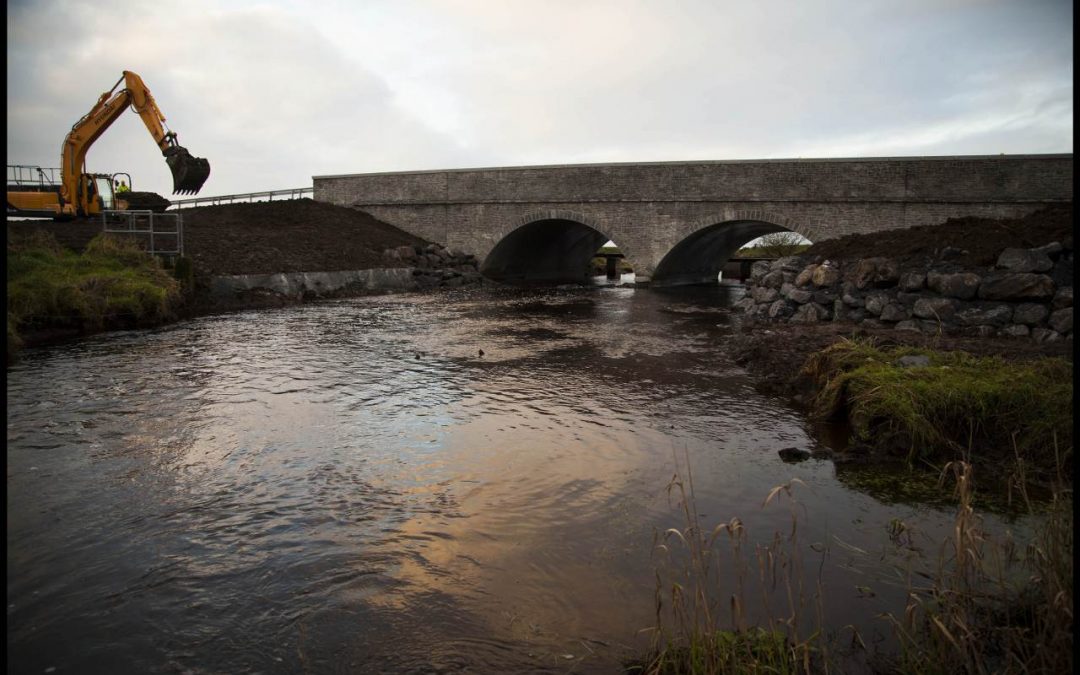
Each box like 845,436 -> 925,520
6,199 -> 427,276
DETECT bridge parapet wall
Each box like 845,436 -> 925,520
316,155 -> 1072,206
313,155 -> 1072,283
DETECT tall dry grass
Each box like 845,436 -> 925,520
636,452 -> 1072,674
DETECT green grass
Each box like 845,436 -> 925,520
7,231 -> 180,354
800,339 -> 1072,474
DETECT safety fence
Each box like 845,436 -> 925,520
102,209 -> 183,259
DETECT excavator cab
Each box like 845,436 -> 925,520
164,145 -> 210,195
80,173 -> 117,215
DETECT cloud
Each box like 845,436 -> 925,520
7,0 -> 468,196
6,0 -> 1072,199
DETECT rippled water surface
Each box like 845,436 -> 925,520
7,285 -> 1027,673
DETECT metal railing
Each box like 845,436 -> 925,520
7,164 -> 61,188
168,187 -> 313,209
102,209 -> 184,258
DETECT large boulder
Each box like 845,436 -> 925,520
898,271 -> 926,291
1052,287 -> 1073,310
996,247 -> 1053,273
811,263 -> 841,287
978,273 -> 1055,301
880,303 -> 910,322
794,264 -> 818,287
928,272 -> 981,300
761,270 -> 786,289
768,299 -> 795,319
791,302 -> 830,323
781,282 -> 813,304
749,260 -> 772,283
913,297 -> 958,321
953,302 -> 1013,327
1048,307 -> 1073,335
846,257 -> 899,290
1012,303 -> 1049,326
751,286 -> 779,304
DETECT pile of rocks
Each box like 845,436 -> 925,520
734,241 -> 1073,341
383,243 -> 484,288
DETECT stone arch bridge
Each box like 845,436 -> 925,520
313,155 -> 1071,286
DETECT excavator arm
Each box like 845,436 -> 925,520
60,70 -> 210,207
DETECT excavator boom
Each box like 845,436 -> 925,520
62,70 -> 210,201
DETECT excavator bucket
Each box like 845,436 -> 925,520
164,146 -> 210,195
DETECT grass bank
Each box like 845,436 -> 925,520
7,231 -> 182,360
799,339 -> 1072,479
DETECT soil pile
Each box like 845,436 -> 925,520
6,199 -> 428,277
804,205 -> 1073,267
179,199 -> 426,276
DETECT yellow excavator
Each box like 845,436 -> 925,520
7,70 -> 210,219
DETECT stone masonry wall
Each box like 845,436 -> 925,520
313,155 -> 1073,281
734,242 -> 1074,342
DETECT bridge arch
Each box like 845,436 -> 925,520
480,210 -> 617,284
651,210 -> 811,286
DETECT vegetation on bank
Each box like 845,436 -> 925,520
636,457 -> 1072,674
7,231 -> 181,358
737,232 -> 812,258
799,339 -> 1072,476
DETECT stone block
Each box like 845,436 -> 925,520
880,303 -> 910,322
1048,307 -> 1073,334
894,320 -> 921,332
751,286 -> 779,304
929,272 -> 981,300
978,273 -> 1055,301
749,261 -> 771,283
791,302 -> 829,323
1052,287 -> 1073,310
899,271 -> 926,291
812,264 -> 841,287
848,258 -> 881,290
913,297 -> 958,321
896,291 -> 922,306
782,283 -> 813,304
996,247 -> 1053,273
1033,241 -> 1063,259
1000,324 -> 1031,338
864,292 -> 889,315
1032,327 -> 1063,343
761,270 -> 786,289
1012,303 -> 1048,326
953,302 -> 1013,327
794,264 -> 818,287
768,299 -> 795,319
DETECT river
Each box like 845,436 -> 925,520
6,283 -> 1030,673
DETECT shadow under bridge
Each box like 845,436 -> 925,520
480,218 -> 615,285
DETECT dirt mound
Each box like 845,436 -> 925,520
6,199 -> 429,277
804,205 -> 1073,267
179,199 -> 427,276
120,191 -> 171,213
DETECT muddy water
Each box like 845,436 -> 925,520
6,285 -> 1029,673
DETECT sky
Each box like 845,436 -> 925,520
7,0 -> 1073,200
